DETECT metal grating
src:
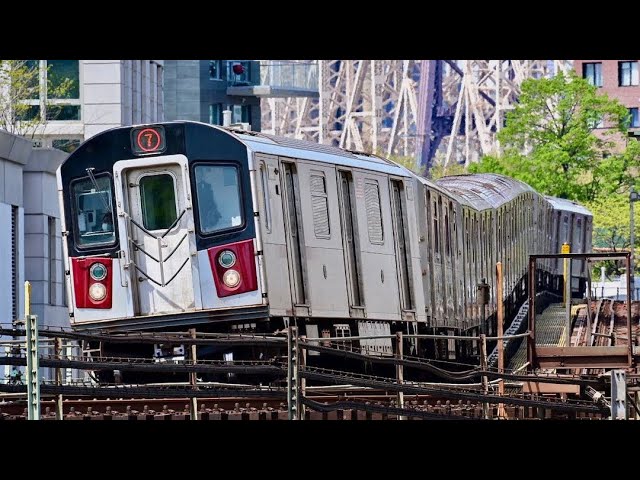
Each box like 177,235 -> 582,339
11,206 -> 18,321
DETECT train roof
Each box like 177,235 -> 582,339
230,129 -> 411,177
544,195 -> 592,216
435,173 -> 536,210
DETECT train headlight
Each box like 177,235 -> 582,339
222,269 -> 241,288
218,250 -> 236,268
90,262 -> 108,281
88,282 -> 107,301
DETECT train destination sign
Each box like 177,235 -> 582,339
131,126 -> 166,155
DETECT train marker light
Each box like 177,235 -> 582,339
89,262 -> 108,281
222,269 -> 241,288
218,250 -> 237,268
88,283 -> 107,302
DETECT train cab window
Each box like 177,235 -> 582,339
71,176 -> 116,247
140,174 -> 178,231
195,165 -> 243,234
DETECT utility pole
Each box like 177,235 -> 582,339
287,326 -> 300,420
630,187 -> 638,300
396,331 -> 405,420
496,262 -> 505,418
477,278 -> 490,336
26,315 -> 40,420
562,243 -> 571,346
189,328 -> 198,421
55,337 -> 63,420
479,334 -> 489,420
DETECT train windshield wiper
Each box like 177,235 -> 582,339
85,167 -> 113,214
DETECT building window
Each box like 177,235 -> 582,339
209,60 -> 222,80
15,60 -> 80,123
630,108 -> 640,128
226,60 -> 251,85
582,62 -> 602,87
619,61 -> 639,86
588,114 -> 604,129
52,139 -> 81,153
231,104 -> 251,124
209,103 -> 222,125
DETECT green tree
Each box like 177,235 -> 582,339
0,60 -> 75,138
469,71 -> 636,203
386,153 -> 467,179
585,194 -> 640,277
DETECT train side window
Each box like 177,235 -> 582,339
310,171 -> 330,238
444,207 -> 450,257
259,163 -> 271,233
195,165 -> 243,234
71,175 -> 116,248
139,174 -> 178,231
364,180 -> 384,244
433,198 -> 440,254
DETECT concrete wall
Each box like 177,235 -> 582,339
0,131 -> 29,325
164,60 -> 201,122
23,148 -> 69,331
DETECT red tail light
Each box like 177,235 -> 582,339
207,239 -> 258,297
71,258 -> 113,309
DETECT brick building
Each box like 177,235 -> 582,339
575,60 -> 640,133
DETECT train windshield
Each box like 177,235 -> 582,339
72,176 -> 116,247
195,165 -> 243,234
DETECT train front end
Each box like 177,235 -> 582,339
57,122 -> 266,339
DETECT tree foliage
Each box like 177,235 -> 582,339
469,71 -> 638,203
387,153 -> 468,179
586,194 -> 633,251
0,60 -> 75,138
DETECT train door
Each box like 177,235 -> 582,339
390,179 -> 414,316
295,161 -> 348,318
116,157 -> 196,316
254,154 -> 292,317
352,171 -> 400,320
280,160 -> 309,316
442,200 -> 455,325
338,170 -> 365,315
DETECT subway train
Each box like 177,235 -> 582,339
57,121 -> 592,373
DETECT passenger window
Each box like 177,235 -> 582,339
364,180 -> 384,244
310,172 -> 330,238
195,165 -> 243,234
140,174 -> 177,231
259,163 -> 271,233
72,175 -> 116,248
433,199 -> 439,254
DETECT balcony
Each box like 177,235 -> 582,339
227,60 -> 319,98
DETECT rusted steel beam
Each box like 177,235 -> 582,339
536,346 -> 630,369
522,382 -> 580,395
